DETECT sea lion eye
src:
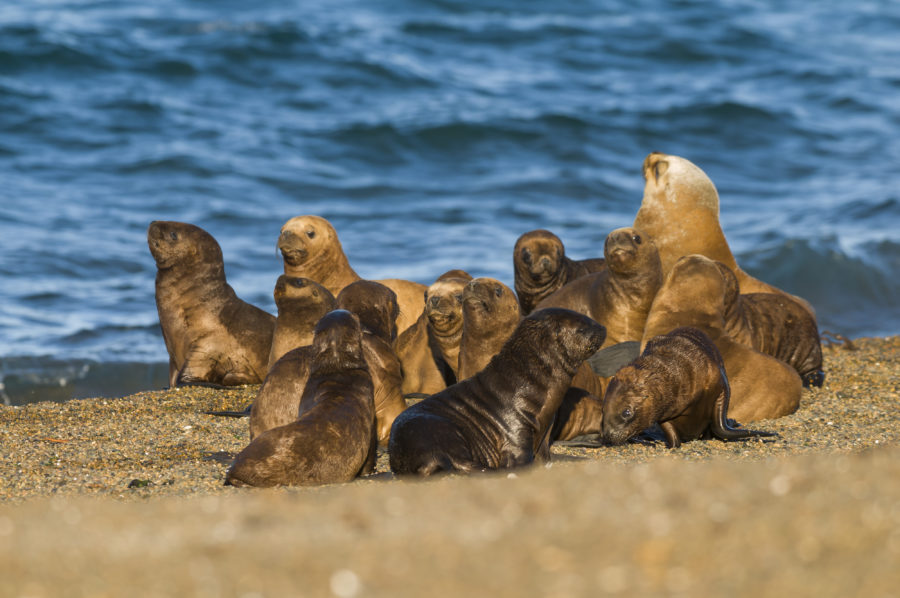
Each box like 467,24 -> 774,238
621,408 -> 633,420
306,229 -> 316,239
520,249 -> 531,264
170,231 -> 178,240
290,279 -> 304,288
632,234 -> 641,245
494,287 -> 503,298
454,293 -> 463,302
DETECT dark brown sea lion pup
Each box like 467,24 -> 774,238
603,327 -> 776,448
536,227 -> 663,348
634,152 -> 815,316
147,220 -> 275,387
335,280 -> 407,446
514,229 -> 606,315
278,215 -> 426,334
225,310 -> 377,487
642,254 -> 803,422
394,270 -> 473,397
715,262 -> 825,387
388,308 -> 607,476
267,276 -> 336,371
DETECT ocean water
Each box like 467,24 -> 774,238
1,0 -> 899,405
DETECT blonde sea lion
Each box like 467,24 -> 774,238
536,227 -> 663,348
277,215 -> 426,334
642,254 -> 803,422
388,308 -> 607,476
267,276 -> 336,371
513,229 -> 606,315
225,310 -> 377,487
147,221 -> 275,387
602,327 -> 775,448
634,152 -> 815,316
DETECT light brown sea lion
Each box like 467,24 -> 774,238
513,229 -> 606,315
536,227 -> 663,348
457,277 -> 608,439
267,276 -> 336,371
394,270 -> 473,397
634,152 -> 815,316
225,310 -> 377,487
147,220 -> 275,387
603,327 -> 776,448
642,254 -> 803,422
277,215 -> 426,334
388,308 -> 607,476
335,280 -> 407,446
715,262 -> 825,387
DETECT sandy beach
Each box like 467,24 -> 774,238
1,336 -> 898,597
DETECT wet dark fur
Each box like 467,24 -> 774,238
602,327 -> 775,448
388,308 -> 607,476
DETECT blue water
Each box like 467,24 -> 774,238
2,0 -> 899,404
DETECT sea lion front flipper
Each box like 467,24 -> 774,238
660,421 -> 681,449
711,388 -> 777,442
586,341 -> 641,377
204,404 -> 252,418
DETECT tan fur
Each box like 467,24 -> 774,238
267,276 -> 335,371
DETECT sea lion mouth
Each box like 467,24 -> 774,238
427,311 -> 458,331
279,247 -> 308,266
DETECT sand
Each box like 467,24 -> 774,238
1,336 -> 898,597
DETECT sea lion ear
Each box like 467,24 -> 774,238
654,160 -> 669,182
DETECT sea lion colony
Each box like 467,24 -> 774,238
148,152 -> 825,486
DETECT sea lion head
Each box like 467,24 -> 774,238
462,278 -> 520,327
278,215 -> 342,272
642,152 -> 720,215
601,364 -> 656,445
336,280 -> 399,344
425,274 -> 471,337
504,308 -> 607,371
311,309 -> 366,367
603,227 -> 660,276
273,275 -> 335,311
147,220 -> 224,272
514,230 -> 566,286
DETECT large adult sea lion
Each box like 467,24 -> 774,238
225,310 -> 377,487
633,152 -> 814,315
602,327 -> 775,448
278,215 -> 426,334
536,227 -> 663,348
147,221 -> 275,387
394,270 -> 472,397
513,229 -> 606,315
388,308 -> 607,476
267,276 -> 335,370
642,254 -> 803,422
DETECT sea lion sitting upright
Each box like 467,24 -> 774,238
602,327 -> 775,448
634,152 -> 815,316
536,227 -> 663,348
278,215 -> 427,334
267,276 -> 336,371
225,310 -> 377,487
147,221 -> 275,387
394,270 -> 473,397
389,308 -> 607,476
335,280 -> 408,446
715,262 -> 825,387
642,254 -> 803,422
514,229 -> 606,315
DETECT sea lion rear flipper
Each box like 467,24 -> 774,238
586,342 -> 641,377
204,404 -> 252,418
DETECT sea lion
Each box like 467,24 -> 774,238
394,270 -> 472,397
278,215 -> 427,334
634,152 -> 815,316
514,229 -> 606,315
456,277 -> 608,439
147,220 -> 275,387
715,262 -> 825,387
388,308 -> 607,476
642,254 -> 803,422
225,310 -> 377,487
536,227 -> 663,348
335,280 -> 407,445
603,327 -> 776,448
267,276 -> 336,370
